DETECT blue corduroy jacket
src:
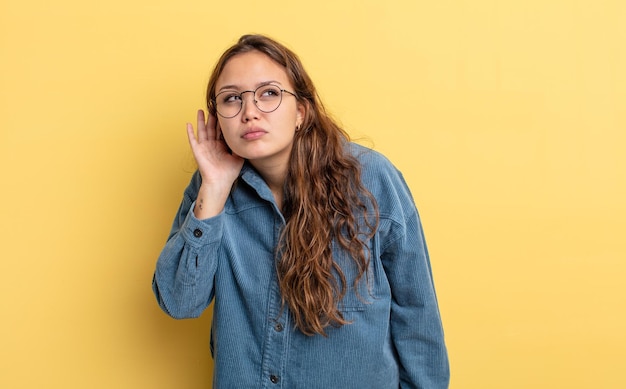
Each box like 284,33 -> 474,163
153,143 -> 449,388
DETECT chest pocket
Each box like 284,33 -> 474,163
332,242 -> 373,312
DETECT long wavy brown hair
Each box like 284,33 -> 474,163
205,34 -> 379,336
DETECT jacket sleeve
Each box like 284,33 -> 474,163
152,171 -> 223,319
378,170 -> 450,389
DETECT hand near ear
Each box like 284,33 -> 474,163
186,110 -> 244,219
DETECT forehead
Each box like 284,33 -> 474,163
216,51 -> 292,90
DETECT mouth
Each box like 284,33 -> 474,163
241,127 -> 268,140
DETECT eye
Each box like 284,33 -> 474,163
218,92 -> 241,104
257,85 -> 281,100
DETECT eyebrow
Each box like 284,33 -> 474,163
217,80 -> 283,92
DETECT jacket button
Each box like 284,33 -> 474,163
269,375 -> 279,384
193,229 -> 203,238
274,323 -> 284,332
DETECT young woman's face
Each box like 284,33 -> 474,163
215,51 -> 304,170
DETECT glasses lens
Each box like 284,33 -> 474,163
214,85 -> 285,117
255,85 -> 283,113
214,91 -> 242,118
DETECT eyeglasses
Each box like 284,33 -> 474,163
212,84 -> 297,118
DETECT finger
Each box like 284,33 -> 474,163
186,123 -> 197,148
196,110 -> 209,142
206,111 -> 218,141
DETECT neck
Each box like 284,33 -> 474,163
250,160 -> 287,210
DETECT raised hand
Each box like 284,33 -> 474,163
186,110 -> 244,218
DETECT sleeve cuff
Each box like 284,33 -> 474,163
179,201 -> 224,247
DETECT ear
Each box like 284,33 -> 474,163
216,119 -> 223,139
295,101 -> 306,130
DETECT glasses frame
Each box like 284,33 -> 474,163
211,84 -> 298,118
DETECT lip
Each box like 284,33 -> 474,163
241,127 -> 268,140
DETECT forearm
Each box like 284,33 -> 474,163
387,232 -> 449,388
153,173 -> 225,318
153,210 -> 222,319
192,182 -> 232,220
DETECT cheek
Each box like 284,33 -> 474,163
217,119 -> 234,140
279,106 -> 302,129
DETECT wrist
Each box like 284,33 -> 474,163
193,183 -> 231,219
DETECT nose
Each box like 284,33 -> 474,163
240,90 -> 260,121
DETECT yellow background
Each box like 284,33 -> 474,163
1,0 -> 624,388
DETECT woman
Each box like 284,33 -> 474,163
152,34 -> 449,388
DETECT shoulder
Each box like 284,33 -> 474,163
346,142 -> 418,219
346,142 -> 393,170
346,143 -> 409,194
182,170 -> 203,201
